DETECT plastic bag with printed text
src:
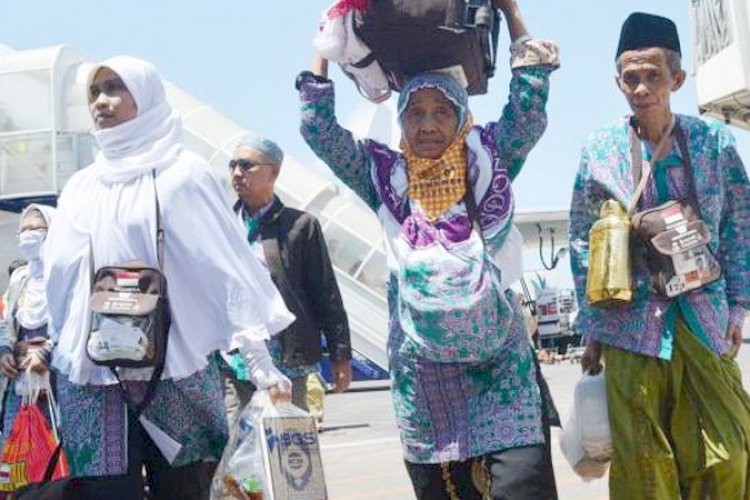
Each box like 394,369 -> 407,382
211,391 -> 327,500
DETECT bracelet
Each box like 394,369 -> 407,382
510,34 -> 532,55
295,71 -> 330,91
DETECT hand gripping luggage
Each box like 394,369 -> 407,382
354,0 -> 501,95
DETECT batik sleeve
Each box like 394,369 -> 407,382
716,126 -> 750,328
568,146 -> 600,342
487,40 -> 559,181
299,77 -> 381,211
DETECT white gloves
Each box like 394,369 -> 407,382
233,335 -> 291,391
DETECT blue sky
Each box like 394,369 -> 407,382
1,1 -> 748,212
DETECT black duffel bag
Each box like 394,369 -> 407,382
354,0 -> 501,95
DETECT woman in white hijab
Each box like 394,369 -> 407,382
44,56 -> 294,498
1,204 -> 56,432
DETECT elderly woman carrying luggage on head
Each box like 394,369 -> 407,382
298,0 -> 560,498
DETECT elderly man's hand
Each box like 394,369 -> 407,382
581,341 -> 603,375
726,323 -> 744,359
331,360 -> 352,393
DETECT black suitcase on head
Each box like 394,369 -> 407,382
354,0 -> 501,95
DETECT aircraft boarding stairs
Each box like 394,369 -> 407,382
0,44 -> 390,374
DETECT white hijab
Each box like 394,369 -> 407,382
15,204 -> 56,330
45,56 -> 293,385
89,56 -> 182,183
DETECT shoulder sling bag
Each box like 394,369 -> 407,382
87,169 -> 170,414
630,119 -> 722,297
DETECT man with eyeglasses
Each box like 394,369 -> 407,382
223,135 -> 352,428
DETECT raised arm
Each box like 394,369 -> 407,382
488,0 -> 559,180
496,0 -> 529,42
298,54 -> 380,210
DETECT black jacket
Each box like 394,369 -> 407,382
234,196 -> 351,368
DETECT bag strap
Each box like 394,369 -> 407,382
41,443 -> 64,482
133,172 -> 165,416
33,373 -> 66,482
89,169 -> 165,417
110,362 -> 164,418
463,167 -> 484,243
152,169 -> 165,271
627,116 -> 676,216
88,169 -> 164,284
673,124 -> 703,220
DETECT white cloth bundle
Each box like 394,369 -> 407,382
314,0 -> 391,103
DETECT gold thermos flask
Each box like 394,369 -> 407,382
586,199 -> 633,306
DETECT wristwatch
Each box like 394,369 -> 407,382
295,71 -> 330,91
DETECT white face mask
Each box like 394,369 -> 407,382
18,229 -> 47,260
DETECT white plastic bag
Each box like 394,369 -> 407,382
313,0 -> 391,103
559,372 -> 612,481
314,1 -> 349,61
211,391 -> 327,500
338,11 -> 391,103
212,392 -> 269,499
19,367 -> 62,441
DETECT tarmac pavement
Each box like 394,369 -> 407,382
318,327 -> 750,499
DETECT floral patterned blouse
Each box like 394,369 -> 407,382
298,43 -> 559,463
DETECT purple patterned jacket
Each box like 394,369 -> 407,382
570,115 -> 750,358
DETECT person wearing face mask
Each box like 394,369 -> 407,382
299,1 -> 561,497
43,56 -> 294,499
0,205 -> 56,433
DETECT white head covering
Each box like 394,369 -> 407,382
45,56 -> 293,386
15,204 -> 56,330
236,134 -> 285,167
88,56 -> 182,183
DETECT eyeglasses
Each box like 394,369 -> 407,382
88,78 -> 129,102
228,159 -> 273,172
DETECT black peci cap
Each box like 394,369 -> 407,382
616,12 -> 681,60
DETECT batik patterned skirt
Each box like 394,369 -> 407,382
56,353 -> 228,476
389,287 -> 552,464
